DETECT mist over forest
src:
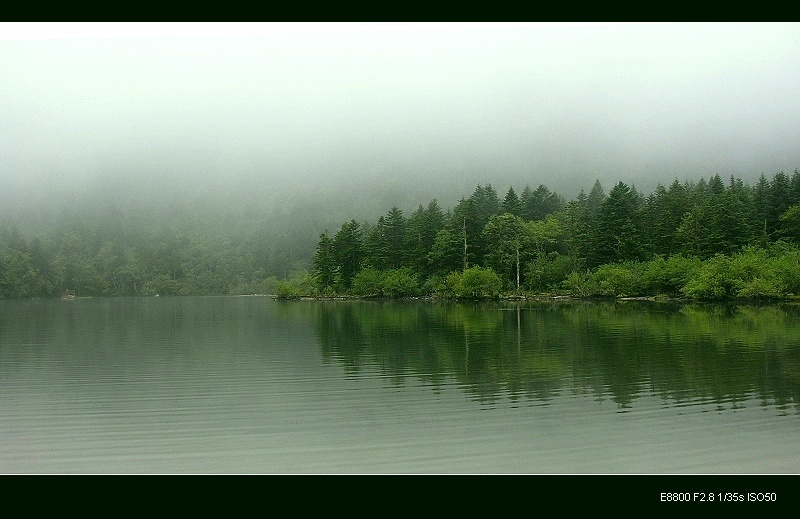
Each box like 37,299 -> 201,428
2,23 -> 800,296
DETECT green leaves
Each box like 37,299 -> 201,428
351,267 -> 419,298
445,266 -> 502,299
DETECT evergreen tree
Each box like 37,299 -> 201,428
564,191 -> 589,269
363,218 -> 390,270
428,228 -> 464,276
596,182 -> 644,264
752,174 -> 771,245
332,220 -> 363,290
768,171 -> 792,240
790,169 -> 800,205
312,231 -> 337,292
779,204 -> 800,244
383,206 -> 407,269
500,186 -> 522,216
582,179 -> 606,268
647,179 -> 688,256
406,199 -> 445,277
521,184 -> 565,221
450,185 -> 500,268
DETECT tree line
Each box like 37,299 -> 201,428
2,169 -> 799,301
295,170 -> 800,300
0,205 -> 311,299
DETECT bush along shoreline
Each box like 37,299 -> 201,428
274,244 -> 800,302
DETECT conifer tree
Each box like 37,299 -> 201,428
500,186 -> 522,216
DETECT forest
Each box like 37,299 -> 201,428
2,170 -> 800,302
297,170 -> 800,301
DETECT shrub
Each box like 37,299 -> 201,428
526,253 -> 574,291
351,268 -> 383,297
273,274 -> 317,299
563,270 -> 591,297
446,266 -> 502,299
382,268 -> 419,298
639,255 -> 701,296
590,262 -> 643,297
681,255 -> 739,300
737,276 -> 785,299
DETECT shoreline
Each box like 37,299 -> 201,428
275,293 -> 800,304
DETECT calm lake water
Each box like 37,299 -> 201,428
2,296 -> 799,474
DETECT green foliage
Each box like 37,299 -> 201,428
0,248 -> 50,298
332,220 -> 364,290
500,186 -> 522,216
779,204 -> 800,243
521,184 -> 565,222
429,228 -> 464,276
3,171 -> 800,302
312,232 -> 337,292
680,255 -> 738,300
406,200 -> 445,277
445,266 -> 502,299
351,267 -> 384,297
381,267 -> 419,298
589,262 -> 644,297
737,276 -> 785,299
638,255 -> 702,296
274,274 -> 317,299
596,182 -> 644,265
351,267 -> 420,298
679,247 -> 798,300
563,270 -> 591,297
483,213 -> 528,290
526,253 -> 574,292
142,274 -> 181,296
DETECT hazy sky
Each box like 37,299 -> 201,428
2,22 -> 799,211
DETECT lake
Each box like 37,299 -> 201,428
2,296 -> 799,474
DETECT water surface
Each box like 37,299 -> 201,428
2,296 -> 798,473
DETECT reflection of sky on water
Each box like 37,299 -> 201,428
2,297 -> 799,473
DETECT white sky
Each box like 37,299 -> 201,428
2,22 -> 799,209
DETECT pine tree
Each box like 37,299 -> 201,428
312,231 -> 337,292
582,179 -> 606,268
752,174 -> 771,246
363,217 -> 391,270
596,182 -> 644,264
768,171 -> 792,240
522,184 -> 565,221
500,186 -> 522,216
332,220 -> 363,290
384,206 -> 407,269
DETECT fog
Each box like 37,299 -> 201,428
2,22 -> 799,221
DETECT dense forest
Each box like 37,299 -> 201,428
2,170 -> 799,301
295,170 -> 800,301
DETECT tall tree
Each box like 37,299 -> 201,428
752,174 -> 771,246
406,199 -> 445,277
383,206 -> 407,269
768,171 -> 792,240
312,231 -> 337,292
332,220 -> 363,290
500,186 -> 522,216
582,180 -> 607,268
596,182 -> 644,264
428,228 -> 464,276
363,217 -> 390,270
790,169 -> 800,205
483,213 -> 529,291
521,184 -> 564,221
450,185 -> 500,268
